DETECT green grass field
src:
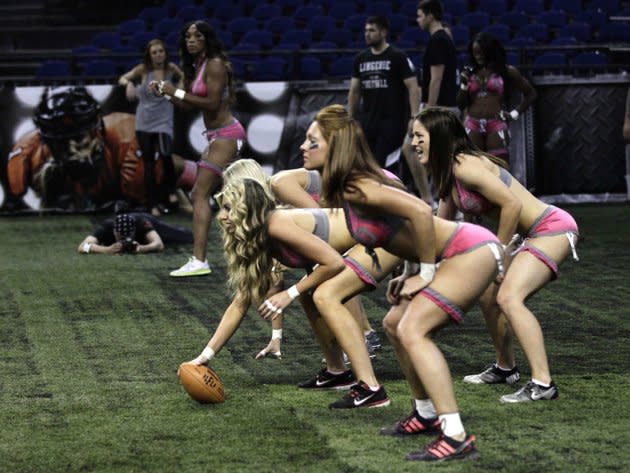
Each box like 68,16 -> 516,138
1,204 -> 629,473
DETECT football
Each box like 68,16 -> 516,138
178,363 -> 225,404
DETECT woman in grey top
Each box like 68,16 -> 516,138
119,39 -> 184,216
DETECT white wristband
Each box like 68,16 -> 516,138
272,329 -> 283,340
83,242 -> 92,254
460,83 -> 468,90
163,94 -> 172,101
287,285 -> 300,301
419,263 -> 436,282
174,88 -> 186,100
200,346 -> 215,363
509,109 -> 519,120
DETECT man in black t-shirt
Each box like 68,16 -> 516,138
416,0 -> 457,108
348,15 -> 420,173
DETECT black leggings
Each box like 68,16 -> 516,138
136,130 -> 175,208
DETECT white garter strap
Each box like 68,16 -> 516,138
566,232 -> 579,261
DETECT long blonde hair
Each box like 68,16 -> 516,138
317,104 -> 405,207
216,178 -> 276,305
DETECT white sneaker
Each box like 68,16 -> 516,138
169,256 -> 211,277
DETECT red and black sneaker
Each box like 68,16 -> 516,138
380,410 -> 441,436
406,433 -> 480,462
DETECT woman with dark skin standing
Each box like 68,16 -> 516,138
150,21 -> 246,277
457,32 -> 536,164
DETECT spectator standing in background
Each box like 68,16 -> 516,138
151,20 -> 246,278
348,15 -> 420,178
119,39 -> 184,217
416,0 -> 457,111
457,32 -> 536,165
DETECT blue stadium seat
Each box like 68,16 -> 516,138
589,0 -> 621,14
138,7 -> 168,29
550,0 -> 582,16
240,30 -> 274,50
512,0 -> 544,15
460,12 -> 491,34
442,0 -> 469,17
399,1 -> 418,17
129,31 -> 156,52
364,1 -> 393,16
230,57 -> 246,78
559,22 -> 593,42
328,55 -> 354,77
153,18 -> 183,39
329,3 -> 357,22
273,41 -> 301,53
551,35 -> 578,55
253,57 -> 289,81
276,0 -> 304,15
399,27 -> 430,46
343,14 -> 368,37
91,31 -> 122,50
227,17 -> 258,38
598,22 -> 630,42
307,15 -> 336,40
451,25 -> 471,47
230,42 -> 259,62
575,9 -> 609,30
571,51 -> 609,73
265,16 -> 296,38
166,0 -> 194,16
165,31 -> 180,51
280,29 -> 313,48
299,56 -> 323,80
482,23 -> 511,43
119,19 -> 145,38
251,4 -> 282,23
536,10 -> 568,29
82,59 -> 118,77
36,60 -> 71,78
294,5 -> 323,26
478,0 -> 508,17
388,14 -> 409,35
516,23 -> 549,43
310,41 -> 339,62
217,31 -> 233,50
176,6 -> 206,23
72,46 -> 101,67
532,52 -> 568,75
214,5 -> 244,22
321,28 -> 353,47
499,11 -> 529,31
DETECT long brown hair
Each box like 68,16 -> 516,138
317,104 -> 404,207
416,107 -> 507,199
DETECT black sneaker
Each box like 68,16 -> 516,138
328,381 -> 391,409
298,368 -> 356,390
406,433 -> 479,462
463,363 -> 521,385
380,410 -> 440,436
500,380 -> 559,403
365,330 -> 382,351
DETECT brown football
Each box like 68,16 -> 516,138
178,363 -> 225,404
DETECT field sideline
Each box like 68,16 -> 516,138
1,204 -> 629,473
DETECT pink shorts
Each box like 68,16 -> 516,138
517,206 -> 579,277
198,120 -> 246,177
464,116 -> 508,135
421,223 -> 502,324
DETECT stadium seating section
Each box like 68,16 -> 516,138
3,0 -> 627,81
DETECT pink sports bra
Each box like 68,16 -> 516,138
467,73 -> 504,98
454,167 -> 512,216
191,59 -> 208,97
